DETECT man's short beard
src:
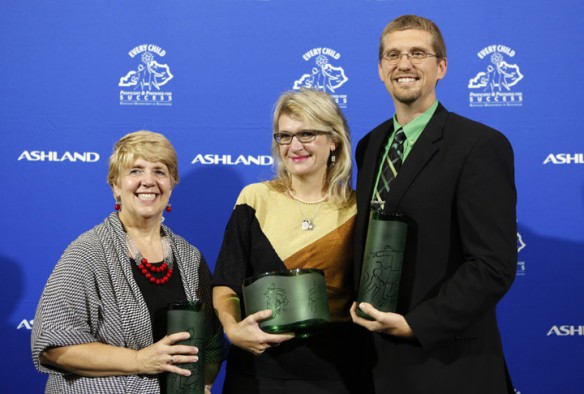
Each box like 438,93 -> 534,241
393,91 -> 420,104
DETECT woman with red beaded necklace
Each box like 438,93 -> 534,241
32,131 -> 226,393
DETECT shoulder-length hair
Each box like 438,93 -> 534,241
270,89 -> 355,207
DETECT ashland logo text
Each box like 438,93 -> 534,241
17,319 -> 34,330
18,151 -> 100,162
543,153 -> 584,164
192,154 -> 273,166
546,325 -> 584,336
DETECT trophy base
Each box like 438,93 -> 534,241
261,318 -> 329,338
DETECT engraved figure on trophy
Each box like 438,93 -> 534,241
166,327 -> 204,394
264,283 -> 289,318
308,285 -> 321,314
362,247 -> 402,308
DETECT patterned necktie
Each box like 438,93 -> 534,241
375,128 -> 406,202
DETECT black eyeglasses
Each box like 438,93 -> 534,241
273,130 -> 329,145
381,50 -> 439,65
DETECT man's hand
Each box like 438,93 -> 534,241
350,302 -> 414,338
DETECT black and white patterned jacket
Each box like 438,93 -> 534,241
32,212 -> 225,393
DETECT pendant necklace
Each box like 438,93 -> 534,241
287,189 -> 329,231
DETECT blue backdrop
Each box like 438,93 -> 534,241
1,1 -> 583,393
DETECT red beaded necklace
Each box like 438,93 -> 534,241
126,234 -> 174,285
137,257 -> 174,285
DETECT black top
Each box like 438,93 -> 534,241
130,257 -> 188,342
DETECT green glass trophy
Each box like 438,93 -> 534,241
166,301 -> 205,394
356,210 -> 408,320
242,268 -> 330,338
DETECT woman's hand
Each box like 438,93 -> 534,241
135,331 -> 199,376
224,309 -> 294,355
40,335 -> 198,378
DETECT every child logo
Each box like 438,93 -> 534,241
468,45 -> 523,107
293,47 -> 349,108
119,44 -> 173,106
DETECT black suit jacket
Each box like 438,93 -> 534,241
354,104 -> 517,393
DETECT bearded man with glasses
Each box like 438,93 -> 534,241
350,14 -> 517,394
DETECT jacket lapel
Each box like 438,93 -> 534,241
358,105 -> 450,207
385,104 -> 449,213
355,105 -> 451,281
357,119 -> 392,213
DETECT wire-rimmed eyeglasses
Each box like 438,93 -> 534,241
273,130 -> 329,145
380,50 -> 439,65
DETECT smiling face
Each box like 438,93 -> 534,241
113,157 -> 173,224
378,29 -> 447,113
277,114 -> 336,186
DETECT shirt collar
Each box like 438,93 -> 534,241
392,100 -> 439,146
